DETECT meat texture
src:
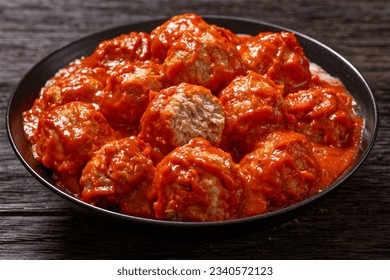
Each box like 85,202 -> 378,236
218,70 -> 293,160
22,60 -> 107,142
87,31 -> 152,68
100,61 -> 164,128
239,131 -> 320,217
80,136 -> 156,218
151,13 -> 245,93
153,138 -> 245,222
285,65 -> 357,147
139,83 -> 225,161
150,13 -> 211,61
33,101 -> 116,195
238,32 -> 311,93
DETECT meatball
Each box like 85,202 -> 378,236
40,62 -> 107,107
239,131 -> 320,217
285,84 -> 355,147
33,101 -> 116,195
238,32 -> 311,93
100,61 -> 164,128
80,137 -> 156,218
22,60 -> 107,142
218,71 -> 293,161
153,138 -> 245,222
150,13 -> 211,61
162,31 -> 245,93
87,32 -> 152,68
211,25 -> 252,45
139,83 -> 225,160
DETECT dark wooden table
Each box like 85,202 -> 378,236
1,0 -> 389,259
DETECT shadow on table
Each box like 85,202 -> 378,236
55,211 -> 290,259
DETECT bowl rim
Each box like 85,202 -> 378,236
6,15 -> 379,228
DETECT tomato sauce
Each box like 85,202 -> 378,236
22,14 -> 363,222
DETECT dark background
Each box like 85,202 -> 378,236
1,0 -> 389,259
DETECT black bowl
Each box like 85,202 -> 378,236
6,16 -> 378,230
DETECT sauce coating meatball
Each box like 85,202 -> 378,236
33,101 -> 116,195
212,25 -> 252,45
80,137 -> 156,218
22,60 -> 107,142
100,61 -> 164,128
153,138 -> 245,222
218,71 -> 293,161
285,67 -> 357,147
87,32 -> 152,68
238,32 -> 311,93
239,131 -> 320,217
150,13 -> 211,61
162,30 -> 245,93
139,83 -> 225,160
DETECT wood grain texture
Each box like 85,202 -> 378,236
1,0 -> 389,259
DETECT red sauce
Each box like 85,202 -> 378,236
22,14 -> 363,222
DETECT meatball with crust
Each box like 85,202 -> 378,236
153,138 -> 245,222
239,131 -> 320,217
22,59 -> 107,142
33,101 -> 116,195
87,32 -> 152,68
284,63 -> 360,147
100,61 -> 164,128
285,84 -> 355,147
211,25 -> 252,45
139,83 -> 225,162
218,71 -> 294,161
150,13 -> 211,61
39,62 -> 107,107
80,136 -> 156,218
238,32 -> 311,93
162,31 -> 245,93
